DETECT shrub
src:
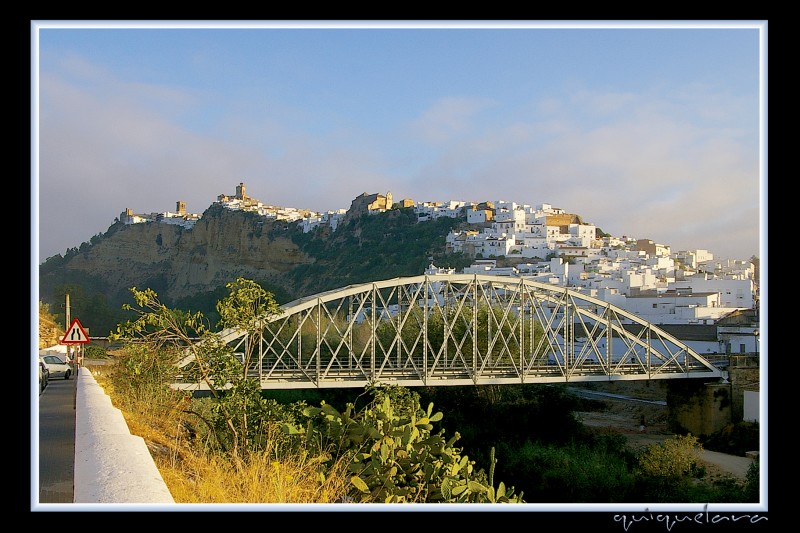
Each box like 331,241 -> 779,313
633,434 -> 706,502
108,342 -> 185,412
637,434 -> 703,480
84,344 -> 108,359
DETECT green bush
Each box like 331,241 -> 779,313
84,344 -> 108,359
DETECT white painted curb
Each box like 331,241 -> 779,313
73,368 -> 175,504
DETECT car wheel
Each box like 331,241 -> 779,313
65,370 -> 71,380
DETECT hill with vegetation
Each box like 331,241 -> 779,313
39,204 -> 471,337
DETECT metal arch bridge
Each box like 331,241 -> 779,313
174,274 -> 725,391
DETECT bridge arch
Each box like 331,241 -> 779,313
176,274 -> 724,390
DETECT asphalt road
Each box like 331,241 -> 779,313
36,371 -> 77,505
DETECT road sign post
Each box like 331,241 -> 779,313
61,318 -> 90,373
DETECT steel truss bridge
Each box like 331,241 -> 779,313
175,274 -> 724,390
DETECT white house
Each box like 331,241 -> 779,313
621,290 -> 730,324
673,276 -> 755,309
467,208 -> 489,224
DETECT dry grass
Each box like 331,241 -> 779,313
87,363 -> 351,504
157,443 -> 351,504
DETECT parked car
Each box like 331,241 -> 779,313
40,355 -> 71,380
39,360 -> 49,392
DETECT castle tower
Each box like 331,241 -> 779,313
236,182 -> 246,200
176,201 -> 186,215
120,208 -> 134,224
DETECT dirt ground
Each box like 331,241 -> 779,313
572,382 -> 755,481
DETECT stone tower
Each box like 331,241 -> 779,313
176,201 -> 186,215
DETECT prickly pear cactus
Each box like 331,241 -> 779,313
282,385 -> 523,503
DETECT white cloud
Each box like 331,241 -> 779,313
410,96 -> 497,144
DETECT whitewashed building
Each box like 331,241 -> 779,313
672,276 -> 755,309
618,289 -> 734,324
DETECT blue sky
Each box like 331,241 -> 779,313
33,21 -> 766,264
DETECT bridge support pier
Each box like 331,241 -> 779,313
667,380 -> 732,437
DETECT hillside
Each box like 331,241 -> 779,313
38,205 -> 471,336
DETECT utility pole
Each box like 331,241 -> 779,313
65,293 -> 71,366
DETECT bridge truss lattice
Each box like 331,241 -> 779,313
176,274 -> 724,390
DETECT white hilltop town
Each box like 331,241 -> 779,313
119,182 -> 760,355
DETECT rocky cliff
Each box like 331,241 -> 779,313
39,204 -> 319,336
50,204 -> 313,302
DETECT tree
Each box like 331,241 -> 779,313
215,278 -> 283,454
112,278 -> 283,459
373,303 -> 546,369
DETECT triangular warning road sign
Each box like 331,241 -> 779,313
61,318 -> 90,344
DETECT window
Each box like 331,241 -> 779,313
740,343 -> 746,353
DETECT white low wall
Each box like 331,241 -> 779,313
744,389 -> 760,423
74,368 -> 175,504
